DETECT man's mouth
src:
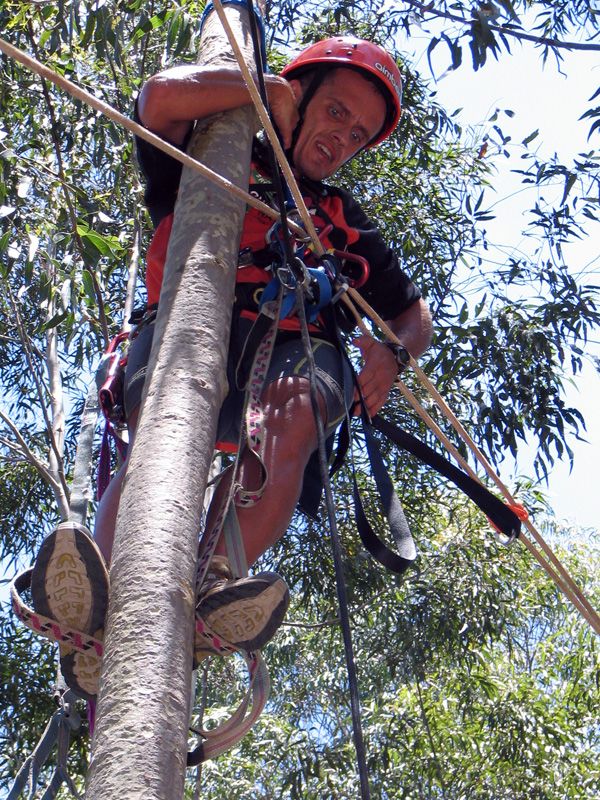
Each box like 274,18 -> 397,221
316,141 -> 333,162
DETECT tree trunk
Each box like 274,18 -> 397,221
86,7 -> 258,798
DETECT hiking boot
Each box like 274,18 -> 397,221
194,556 -> 289,662
31,521 -> 109,702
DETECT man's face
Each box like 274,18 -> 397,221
291,68 -> 387,181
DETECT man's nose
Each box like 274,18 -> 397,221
331,128 -> 346,147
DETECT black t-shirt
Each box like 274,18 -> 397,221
134,110 -> 422,323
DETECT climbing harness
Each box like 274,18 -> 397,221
97,331 -> 129,426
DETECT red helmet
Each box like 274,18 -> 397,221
280,36 -> 403,147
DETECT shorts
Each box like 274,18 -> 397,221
123,315 -> 354,517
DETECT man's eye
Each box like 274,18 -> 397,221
351,130 -> 363,143
330,106 -> 340,116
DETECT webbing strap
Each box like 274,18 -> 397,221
187,652 -> 270,764
10,569 -> 104,657
352,417 -> 417,575
223,503 -> 249,577
188,295 -> 284,765
372,415 -> 522,541
295,286 -> 373,800
195,295 -> 282,589
351,414 -> 522,575
6,689 -> 82,800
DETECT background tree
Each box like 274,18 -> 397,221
0,0 -> 598,796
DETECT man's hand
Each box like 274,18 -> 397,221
352,335 -> 399,417
265,76 -> 300,150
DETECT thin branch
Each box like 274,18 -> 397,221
401,1 -> 600,53
26,19 -> 110,348
45,257 -> 67,498
415,677 -> 448,798
6,285 -> 70,504
192,662 -> 208,800
122,217 -> 141,333
137,0 -> 155,83
0,418 -> 66,507
282,618 -> 340,629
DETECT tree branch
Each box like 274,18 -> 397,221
45,257 -> 67,502
0,418 -> 67,511
401,1 -> 600,52
122,216 -> 141,333
415,677 -> 449,798
6,284 -> 70,505
282,617 -> 340,629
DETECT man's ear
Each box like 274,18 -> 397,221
286,78 -> 304,103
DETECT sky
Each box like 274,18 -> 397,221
400,22 -> 600,531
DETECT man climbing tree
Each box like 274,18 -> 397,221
29,16 -> 432,702
4,0 -> 600,796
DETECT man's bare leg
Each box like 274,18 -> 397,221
93,407 -> 139,564
210,376 -> 327,564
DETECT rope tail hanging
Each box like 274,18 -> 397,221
294,285 -> 374,799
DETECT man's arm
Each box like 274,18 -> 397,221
387,297 -> 433,359
353,298 -> 433,417
137,65 -> 299,148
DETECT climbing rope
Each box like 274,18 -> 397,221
0,36 -> 306,239
293,283 -> 373,799
211,0 -> 324,252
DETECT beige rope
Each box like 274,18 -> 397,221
212,0 -> 324,254
348,288 -> 600,633
2,31 -> 597,633
0,36 -> 306,238
394,380 -> 600,633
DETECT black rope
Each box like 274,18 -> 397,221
295,286 -> 372,800
246,0 -> 298,273
245,7 -> 371,794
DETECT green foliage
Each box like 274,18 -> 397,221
0,0 -> 598,797
191,518 -> 600,799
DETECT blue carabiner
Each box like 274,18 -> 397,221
259,266 -> 333,322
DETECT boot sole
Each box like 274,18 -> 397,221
197,572 -> 289,653
31,521 -> 109,700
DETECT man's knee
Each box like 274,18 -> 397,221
262,377 -> 327,432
